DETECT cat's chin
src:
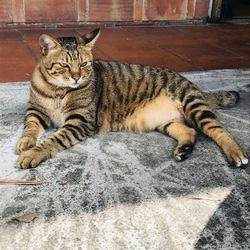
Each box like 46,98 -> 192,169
69,84 -> 81,89
50,81 -> 79,89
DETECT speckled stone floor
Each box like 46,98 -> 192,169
0,69 -> 249,250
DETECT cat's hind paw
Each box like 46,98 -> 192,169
224,146 -> 249,168
227,150 -> 249,169
16,136 -> 36,154
235,158 -> 249,169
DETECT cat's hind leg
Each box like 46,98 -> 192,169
157,120 -> 196,161
182,93 -> 248,168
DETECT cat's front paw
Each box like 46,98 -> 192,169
17,148 -> 47,169
16,136 -> 36,154
174,143 -> 194,161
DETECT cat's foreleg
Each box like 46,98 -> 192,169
17,117 -> 94,169
16,110 -> 49,153
157,119 -> 196,161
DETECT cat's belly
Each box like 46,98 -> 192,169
124,93 -> 183,132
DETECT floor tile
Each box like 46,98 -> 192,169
125,25 -> 250,70
79,28 -> 197,71
20,29 -> 81,60
124,26 -> 197,47
0,24 -> 250,83
0,30 -> 22,41
192,57 -> 250,70
0,41 -> 36,82
166,43 -> 237,59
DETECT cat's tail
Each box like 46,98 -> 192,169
203,90 -> 240,109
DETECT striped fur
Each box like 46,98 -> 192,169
16,28 -> 249,169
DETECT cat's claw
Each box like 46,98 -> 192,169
227,149 -> 249,168
235,158 -> 249,169
174,144 -> 194,161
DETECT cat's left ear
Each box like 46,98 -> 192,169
39,34 -> 59,56
82,28 -> 101,49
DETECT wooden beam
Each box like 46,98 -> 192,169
211,0 -> 222,21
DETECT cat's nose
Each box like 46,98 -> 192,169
72,73 -> 80,82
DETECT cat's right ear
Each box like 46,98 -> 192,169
82,28 -> 101,49
39,34 -> 59,56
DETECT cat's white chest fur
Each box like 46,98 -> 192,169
50,108 -> 64,127
47,99 -> 65,128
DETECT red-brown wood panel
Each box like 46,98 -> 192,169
194,0 -> 210,18
88,0 -> 134,21
0,0 -> 12,22
187,0 -> 196,19
77,0 -> 87,21
13,0 -> 25,22
144,0 -> 188,20
0,0 -> 210,24
134,0 -> 143,21
25,0 -> 78,22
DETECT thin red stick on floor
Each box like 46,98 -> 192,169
0,178 -> 47,185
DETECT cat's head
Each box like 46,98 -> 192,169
38,28 -> 100,88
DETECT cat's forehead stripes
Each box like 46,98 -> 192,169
57,37 -> 80,49
56,36 -> 84,62
66,50 -> 78,61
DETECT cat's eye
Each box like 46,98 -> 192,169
59,63 -> 68,67
80,62 -> 88,68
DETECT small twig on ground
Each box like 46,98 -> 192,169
188,197 -> 222,202
72,177 -> 80,184
0,178 -> 47,185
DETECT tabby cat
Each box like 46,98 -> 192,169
16,28 -> 249,169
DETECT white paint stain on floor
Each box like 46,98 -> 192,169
0,187 -> 232,250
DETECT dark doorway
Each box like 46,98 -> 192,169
221,0 -> 250,19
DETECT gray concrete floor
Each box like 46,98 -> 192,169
0,69 -> 249,249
